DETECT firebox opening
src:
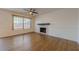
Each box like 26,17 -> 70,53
40,28 -> 46,33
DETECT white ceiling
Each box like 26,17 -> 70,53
4,8 -> 62,15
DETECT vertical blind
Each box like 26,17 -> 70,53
13,16 -> 31,30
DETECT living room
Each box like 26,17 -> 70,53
0,8 -> 78,51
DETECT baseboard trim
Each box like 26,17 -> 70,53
0,32 -> 35,38
35,32 -> 77,43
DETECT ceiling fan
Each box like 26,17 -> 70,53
24,8 -> 38,16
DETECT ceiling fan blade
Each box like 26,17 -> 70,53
33,12 -> 38,14
32,9 -> 35,11
30,8 -> 33,12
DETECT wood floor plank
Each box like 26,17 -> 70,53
0,32 -> 79,51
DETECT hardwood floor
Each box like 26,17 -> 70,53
0,32 -> 79,51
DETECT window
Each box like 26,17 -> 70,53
24,18 -> 31,29
13,15 -> 31,30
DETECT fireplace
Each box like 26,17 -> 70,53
40,27 -> 46,33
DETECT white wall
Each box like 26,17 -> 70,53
0,9 -> 35,37
35,9 -> 78,42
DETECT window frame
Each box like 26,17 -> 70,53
12,15 -> 32,30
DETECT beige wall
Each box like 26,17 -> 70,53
77,9 -> 79,43
0,9 -> 35,37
